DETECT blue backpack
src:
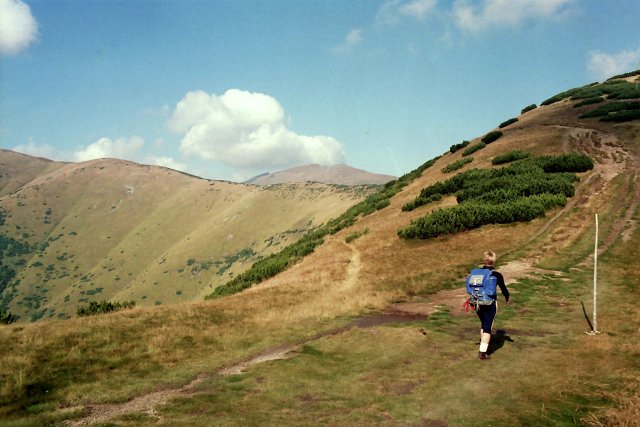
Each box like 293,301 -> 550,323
466,268 -> 497,307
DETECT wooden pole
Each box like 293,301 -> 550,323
591,214 -> 600,334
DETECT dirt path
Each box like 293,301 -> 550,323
67,242 -> 366,426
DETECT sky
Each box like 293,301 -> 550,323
1,0 -> 639,182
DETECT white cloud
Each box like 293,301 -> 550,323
331,28 -> 364,54
0,0 -> 39,55
146,155 -> 186,172
587,46 -> 640,81
74,136 -> 144,162
376,0 -> 437,26
12,139 -> 63,160
452,0 -> 575,32
167,89 -> 345,170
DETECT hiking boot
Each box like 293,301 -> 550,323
478,352 -> 491,360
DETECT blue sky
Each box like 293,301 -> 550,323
2,0 -> 639,182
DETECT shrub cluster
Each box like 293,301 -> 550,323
398,154 -> 593,239
606,70 -> 640,80
498,118 -> 518,128
442,157 -> 473,173
449,140 -> 470,154
573,97 -> 604,108
542,79 -> 640,106
345,228 -> 369,244
76,300 -> 136,317
0,309 -> 16,324
580,101 -> 640,123
521,104 -> 537,114
492,150 -> 531,165
398,194 -> 567,239
481,131 -> 504,144
206,155 -> 443,299
462,142 -> 485,157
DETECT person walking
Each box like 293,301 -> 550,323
472,251 -> 509,360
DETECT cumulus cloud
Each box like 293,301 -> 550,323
167,89 -> 345,170
0,0 -> 39,55
587,46 -> 640,81
146,155 -> 187,172
453,0 -> 575,32
74,136 -> 144,162
376,0 -> 437,26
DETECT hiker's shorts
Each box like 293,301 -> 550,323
476,302 -> 497,334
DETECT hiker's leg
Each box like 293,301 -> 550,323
480,332 -> 491,352
478,304 -> 497,356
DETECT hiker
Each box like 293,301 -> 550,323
466,251 -> 509,360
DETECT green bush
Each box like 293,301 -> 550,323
345,228 -> 369,244
492,150 -> 531,165
600,109 -> 640,122
462,142 -> 486,157
481,131 -> 503,144
398,154 -> 593,238
573,97 -> 604,108
76,300 -> 136,317
449,140 -> 470,153
442,157 -> 473,173
0,309 -> 17,324
580,101 -> 640,123
542,79 -> 640,106
521,104 -> 537,114
398,194 -> 566,239
498,118 -> 518,128
606,70 -> 640,80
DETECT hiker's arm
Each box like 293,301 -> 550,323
495,272 -> 509,303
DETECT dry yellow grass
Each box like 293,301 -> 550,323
0,157 -> 375,321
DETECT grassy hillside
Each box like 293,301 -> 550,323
0,73 -> 639,426
0,150 -> 66,198
0,157 -> 376,322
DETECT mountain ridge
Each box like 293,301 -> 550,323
245,163 -> 396,186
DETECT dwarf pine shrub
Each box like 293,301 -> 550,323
449,140 -> 471,153
573,97 -> 604,108
462,142 -> 485,157
76,300 -> 136,317
542,79 -> 640,106
492,150 -> 531,165
442,157 -> 473,173
481,131 -> 503,144
499,118 -> 518,128
521,104 -> 537,114
580,101 -> 640,123
0,309 -> 16,324
398,154 -> 593,238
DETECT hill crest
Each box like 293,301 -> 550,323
245,163 -> 396,186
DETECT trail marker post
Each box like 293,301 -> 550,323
588,213 -> 601,335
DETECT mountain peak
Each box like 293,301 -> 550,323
245,163 -> 396,186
